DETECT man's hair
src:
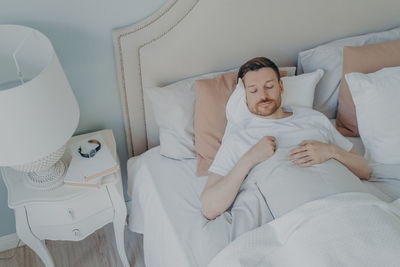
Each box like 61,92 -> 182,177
237,57 -> 280,82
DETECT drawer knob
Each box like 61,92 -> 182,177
68,209 -> 75,219
72,229 -> 81,238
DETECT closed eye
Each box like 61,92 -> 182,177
248,88 -> 257,93
265,83 -> 274,89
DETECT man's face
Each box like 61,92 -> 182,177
242,67 -> 283,117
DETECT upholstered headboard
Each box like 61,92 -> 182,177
113,0 -> 400,157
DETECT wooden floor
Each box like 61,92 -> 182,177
0,224 -> 144,267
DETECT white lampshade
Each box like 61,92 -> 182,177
0,25 -> 80,167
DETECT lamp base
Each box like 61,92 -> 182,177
24,160 -> 66,190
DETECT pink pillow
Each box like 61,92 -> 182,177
336,39 -> 400,136
194,72 -> 237,176
194,70 -> 289,176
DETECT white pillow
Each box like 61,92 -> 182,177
226,69 -> 324,126
145,70 -> 232,159
146,67 -> 296,160
297,26 -> 400,119
281,69 -> 324,108
345,67 -> 400,165
255,148 -> 367,218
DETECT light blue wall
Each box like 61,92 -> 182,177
0,0 -> 167,237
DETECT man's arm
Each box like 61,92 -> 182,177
200,157 -> 254,220
201,136 -> 276,220
331,146 -> 371,180
288,140 -> 371,180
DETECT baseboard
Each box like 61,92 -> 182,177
0,233 -> 25,253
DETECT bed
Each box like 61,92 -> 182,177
112,0 -> 400,266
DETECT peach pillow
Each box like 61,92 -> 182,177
336,39 -> 400,136
194,70 -> 288,176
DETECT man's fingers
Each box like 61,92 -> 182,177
289,146 -> 307,156
288,151 -> 309,160
299,140 -> 308,146
262,136 -> 276,143
271,140 -> 276,151
290,140 -> 316,155
300,140 -> 314,146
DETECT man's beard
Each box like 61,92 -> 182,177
251,98 -> 281,117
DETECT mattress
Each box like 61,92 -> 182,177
127,147 -> 208,267
127,145 -> 400,267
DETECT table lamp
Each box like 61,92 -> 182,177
0,25 -> 80,190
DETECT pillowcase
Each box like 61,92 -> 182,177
195,69 -> 323,176
145,69 -> 235,159
336,39 -> 400,136
297,26 -> 400,119
194,72 -> 238,173
281,69 -> 324,108
147,67 -> 295,160
255,148 -> 367,218
345,67 -> 400,165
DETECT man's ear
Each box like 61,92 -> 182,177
279,79 -> 284,94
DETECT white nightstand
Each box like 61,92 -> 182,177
1,129 -> 130,267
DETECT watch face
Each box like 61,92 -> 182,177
78,140 -> 101,158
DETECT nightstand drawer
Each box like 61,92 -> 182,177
31,207 -> 114,241
25,187 -> 112,226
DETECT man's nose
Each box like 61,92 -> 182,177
260,89 -> 269,100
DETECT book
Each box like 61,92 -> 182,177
64,134 -> 119,187
64,157 -> 101,188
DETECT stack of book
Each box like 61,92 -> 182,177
64,134 -> 119,188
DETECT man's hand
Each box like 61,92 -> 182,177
201,136 -> 276,220
288,140 -> 334,167
247,136 -> 276,164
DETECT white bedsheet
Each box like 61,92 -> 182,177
208,192 -> 400,267
127,147 -> 273,267
127,146 -> 400,267
127,147 -> 206,267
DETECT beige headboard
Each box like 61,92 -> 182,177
113,0 -> 400,158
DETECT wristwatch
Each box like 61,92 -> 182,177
78,139 -> 101,158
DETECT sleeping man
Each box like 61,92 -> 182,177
200,57 -> 371,221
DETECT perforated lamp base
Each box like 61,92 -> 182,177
11,145 -> 67,190
24,160 -> 66,190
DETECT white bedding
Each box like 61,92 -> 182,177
127,146 -> 400,267
252,147 -> 367,218
127,147 -> 273,267
208,192 -> 400,267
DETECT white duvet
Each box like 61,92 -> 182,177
208,192 -> 400,267
251,147 -> 368,218
127,147 -> 400,267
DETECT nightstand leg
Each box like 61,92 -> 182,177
108,185 -> 130,267
15,207 -> 55,267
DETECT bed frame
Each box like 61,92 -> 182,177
113,0 -> 400,158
